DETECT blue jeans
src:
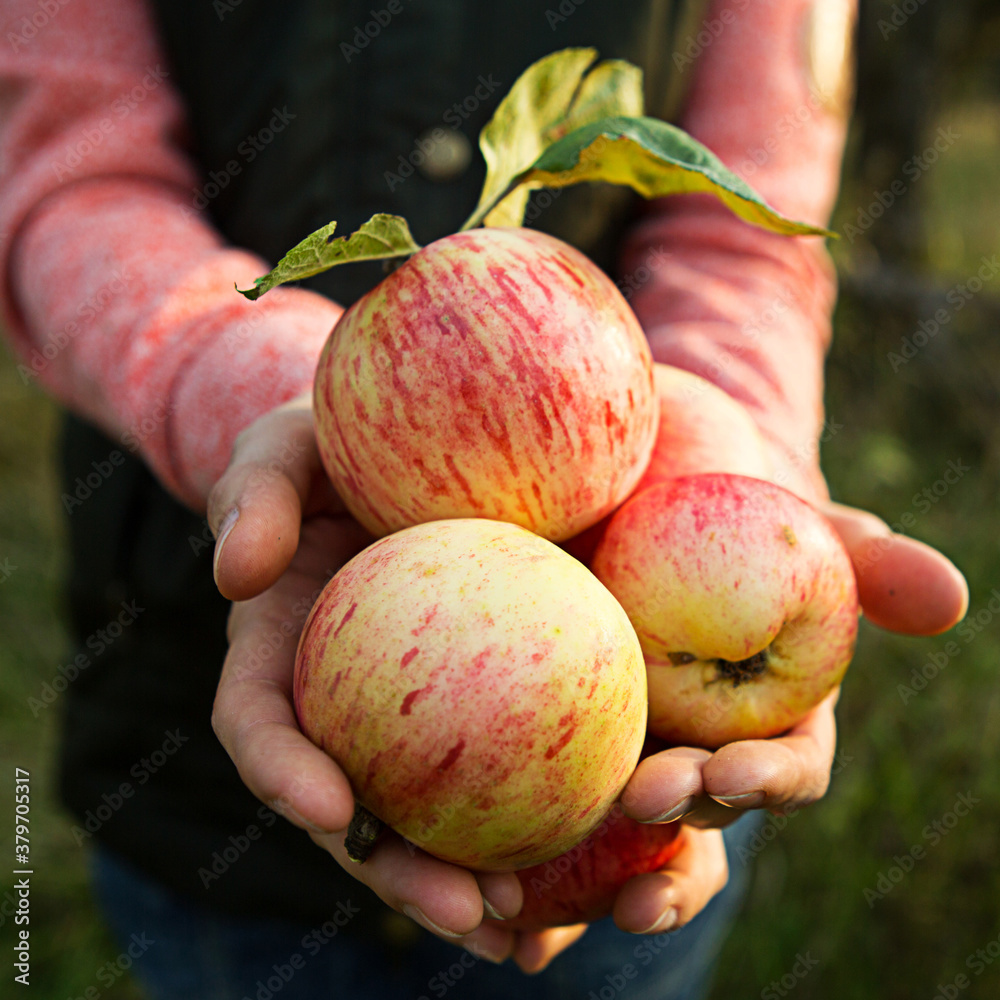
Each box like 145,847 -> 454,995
91,813 -> 760,1000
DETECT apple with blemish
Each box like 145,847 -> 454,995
591,474 -> 858,748
313,227 -> 658,541
293,518 -> 648,871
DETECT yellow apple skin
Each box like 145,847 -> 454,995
294,519 -> 647,872
591,475 -> 858,749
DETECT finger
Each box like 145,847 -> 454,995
700,689 -> 838,812
613,828 -> 727,934
823,502 -> 968,636
620,747 -> 712,824
313,827 -> 520,945
512,924 -> 589,975
208,394 -> 340,601
474,872 -> 523,921
212,595 -> 355,835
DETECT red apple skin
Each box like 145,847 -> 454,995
314,227 -> 657,542
562,364 -> 772,566
591,474 -> 859,749
495,803 -> 685,932
294,519 -> 647,872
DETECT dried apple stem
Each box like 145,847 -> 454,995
344,804 -> 385,863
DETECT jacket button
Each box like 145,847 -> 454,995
416,128 -> 472,182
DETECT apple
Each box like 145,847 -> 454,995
633,364 -> 772,491
562,363 -> 772,566
294,518 -> 648,871
313,227 -> 658,542
591,474 -> 858,748
494,737 -> 686,931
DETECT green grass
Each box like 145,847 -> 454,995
1,100 -> 998,1000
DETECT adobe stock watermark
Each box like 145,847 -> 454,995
71,730 -> 190,845
850,457 -> 972,579
672,0 -> 750,71
340,1 -> 414,63
236,902 -> 361,1000
933,926 -> 1000,999
616,246 -> 669,302
736,749 -> 855,867
862,790 -> 979,907
898,588 -> 1000,704
887,255 -> 999,372
385,74 -> 501,192
415,941 -> 496,1000
760,952 -> 820,999
844,127 -> 960,244
7,0 -> 73,51
16,267 -> 134,385
50,66 -> 170,181
60,933 -> 155,1000
878,0 -> 930,40
0,557 -> 16,584
27,600 -> 144,717
582,928 -> 678,1000
198,805 -> 280,889
181,107 -> 296,219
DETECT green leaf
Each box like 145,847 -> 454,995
463,48 -> 645,231
236,214 -> 422,300
505,115 -> 835,238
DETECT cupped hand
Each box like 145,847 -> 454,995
208,396 -> 690,972
208,397 -> 527,962
621,498 -> 969,831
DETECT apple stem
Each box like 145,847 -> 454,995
716,649 -> 770,687
344,804 -> 385,863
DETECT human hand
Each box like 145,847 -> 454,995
208,397 -> 527,962
209,396 -> 702,972
618,498 -> 969,831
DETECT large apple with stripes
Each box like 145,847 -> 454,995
313,227 -> 657,541
293,518 -> 648,872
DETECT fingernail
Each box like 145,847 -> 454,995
213,507 -> 239,582
481,897 -> 505,921
402,904 -> 462,939
639,796 -> 694,824
638,906 -> 677,935
278,803 -> 334,836
464,939 -> 508,965
711,791 -> 765,808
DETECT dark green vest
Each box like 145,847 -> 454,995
59,0 -> 704,926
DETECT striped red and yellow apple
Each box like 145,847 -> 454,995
313,227 -> 658,542
294,518 -> 647,872
592,474 -> 859,749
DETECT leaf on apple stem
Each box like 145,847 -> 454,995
461,48 -> 644,231
236,215 -> 422,300
482,115 -> 835,239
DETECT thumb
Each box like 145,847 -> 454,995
822,501 -> 968,637
207,393 -> 341,601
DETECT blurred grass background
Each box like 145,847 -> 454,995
1,3 -> 998,998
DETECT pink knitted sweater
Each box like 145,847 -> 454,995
0,0 -> 851,510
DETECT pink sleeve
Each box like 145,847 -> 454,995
0,0 -> 342,509
619,0 -> 854,501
